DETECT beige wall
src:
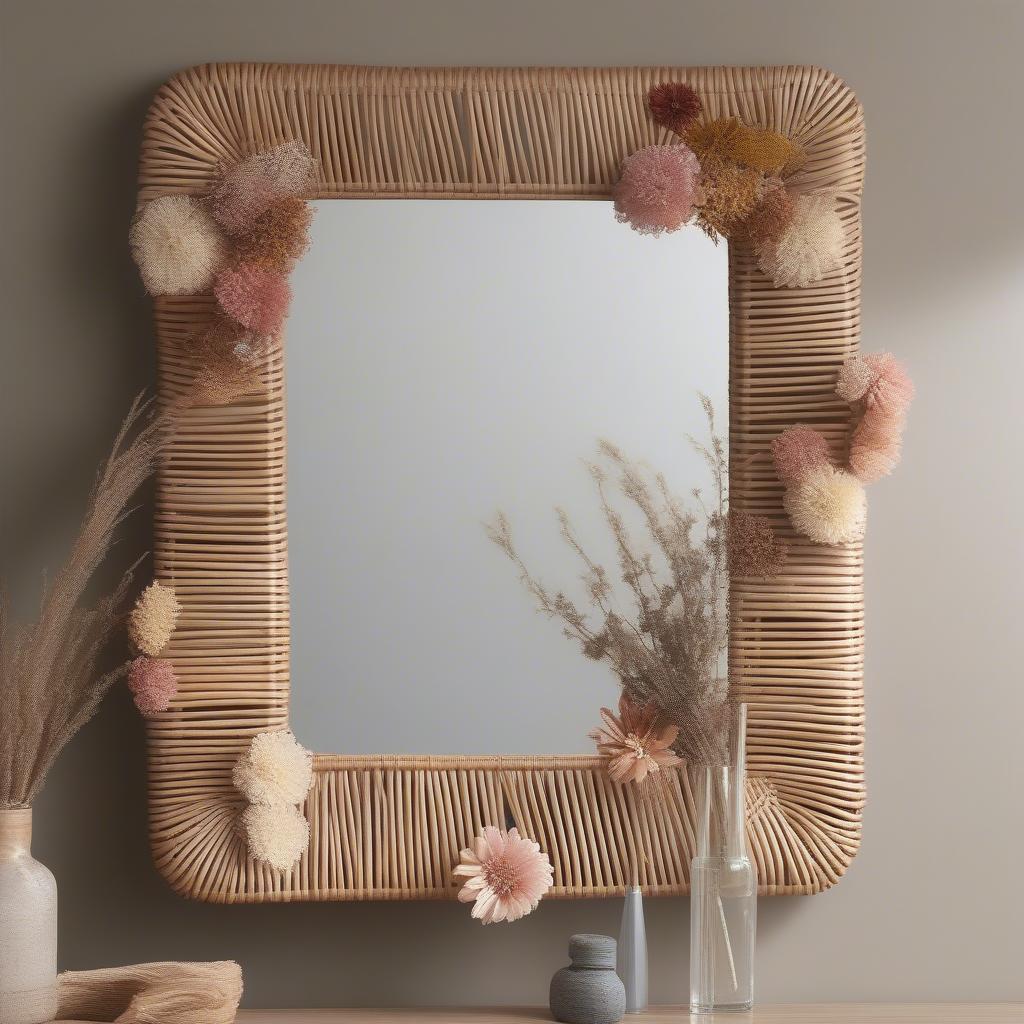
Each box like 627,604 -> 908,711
3,0 -> 1022,1007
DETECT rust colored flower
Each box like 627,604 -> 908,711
214,264 -> 291,335
127,656 -> 177,716
235,197 -> 312,272
613,144 -> 702,236
188,317 -> 267,407
647,81 -> 702,135
743,177 -> 795,253
771,425 -> 832,485
728,512 -> 787,578
589,694 -> 683,784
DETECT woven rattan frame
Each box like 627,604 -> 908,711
140,64 -> 865,903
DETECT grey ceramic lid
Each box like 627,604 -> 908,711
568,933 -> 617,969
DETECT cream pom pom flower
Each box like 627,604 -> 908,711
129,195 -> 227,295
784,464 -> 867,545
453,826 -> 554,924
232,730 -> 313,806
128,581 -> 181,656
242,803 -> 309,871
757,190 -> 845,288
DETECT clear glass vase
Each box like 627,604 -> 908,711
689,704 -> 756,1014
0,807 -> 58,1024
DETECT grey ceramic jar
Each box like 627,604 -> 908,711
549,934 -> 626,1024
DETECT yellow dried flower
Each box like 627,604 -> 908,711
686,117 -> 804,176
128,581 -> 181,656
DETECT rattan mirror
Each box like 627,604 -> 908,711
141,64 -> 865,903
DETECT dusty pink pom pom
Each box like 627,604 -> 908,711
214,264 -> 291,335
613,145 -> 701,236
837,352 -> 915,418
127,656 -> 177,716
210,140 -> 317,236
771,425 -> 831,485
850,406 -> 907,483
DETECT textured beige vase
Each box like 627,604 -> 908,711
0,808 -> 58,1024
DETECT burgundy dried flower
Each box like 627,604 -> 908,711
214,264 -> 291,335
727,512 -> 787,578
613,145 -> 701,236
127,656 -> 177,716
647,82 -> 702,136
771,425 -> 831,485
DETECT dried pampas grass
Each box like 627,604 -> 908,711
128,580 -> 180,655
242,802 -> 310,871
1,396 -> 172,806
784,464 -> 866,545
758,190 -> 845,288
232,730 -> 313,806
127,656 -> 177,716
129,195 -> 227,296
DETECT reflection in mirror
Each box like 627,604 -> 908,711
285,200 -> 728,754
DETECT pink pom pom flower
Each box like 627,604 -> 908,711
771,425 -> 831,485
613,145 -> 701,236
214,264 -> 291,336
127,656 -> 177,716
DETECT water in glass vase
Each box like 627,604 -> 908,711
689,705 -> 757,1013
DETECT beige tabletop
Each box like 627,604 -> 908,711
55,1007 -> 1024,1024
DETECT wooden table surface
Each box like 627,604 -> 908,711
57,1007 -> 1024,1024
233,1006 -> 1023,1023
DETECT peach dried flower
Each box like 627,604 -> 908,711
128,580 -> 180,656
453,825 -> 553,924
589,694 -> 683,785
613,145 -> 701,236
771,425 -> 832,485
758,190 -> 845,288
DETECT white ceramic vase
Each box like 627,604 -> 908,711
0,808 -> 58,1024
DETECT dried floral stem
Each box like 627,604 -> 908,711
1,395 -> 173,806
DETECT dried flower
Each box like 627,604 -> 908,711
849,410 -> 906,483
694,154 -> 764,239
1,397 -> 171,806
233,730 -> 313,807
647,81 -> 702,135
757,190 -> 845,288
837,353 -> 915,417
129,195 -> 227,296
743,177 -> 794,252
453,825 -> 553,924
214,264 -> 291,336
589,694 -> 682,784
128,580 -> 180,656
727,512 -> 787,578
613,145 -> 701,236
235,197 -> 312,272
771,425 -> 832,485
489,397 -> 732,767
686,117 -> 804,176
784,464 -> 866,545
188,317 -> 268,407
210,140 -> 317,236
242,802 -> 309,871
127,656 -> 177,716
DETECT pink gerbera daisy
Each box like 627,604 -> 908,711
453,826 -> 553,924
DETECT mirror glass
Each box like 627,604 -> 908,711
286,200 -> 728,754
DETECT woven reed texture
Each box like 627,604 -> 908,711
140,64 -> 865,903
